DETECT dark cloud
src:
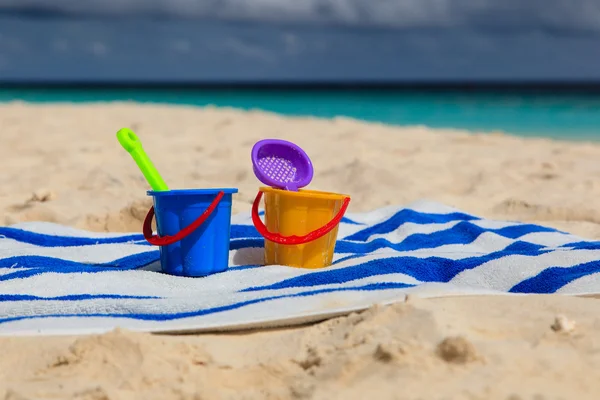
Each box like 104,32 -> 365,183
0,16 -> 599,82
1,1 -> 599,82
0,0 -> 599,33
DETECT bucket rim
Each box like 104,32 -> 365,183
259,186 -> 349,201
147,188 -> 238,196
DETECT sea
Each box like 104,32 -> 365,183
1,87 -> 600,141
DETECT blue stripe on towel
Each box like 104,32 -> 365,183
230,238 -> 264,250
0,294 -> 160,301
230,225 -> 261,239
0,227 -> 146,247
345,209 -> 481,241
0,282 -> 414,325
509,260 -> 600,293
0,252 -> 159,282
557,241 -> 600,250
341,217 -> 363,225
335,222 -> 556,253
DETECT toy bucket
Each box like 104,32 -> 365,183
252,186 -> 351,269
143,188 -> 238,277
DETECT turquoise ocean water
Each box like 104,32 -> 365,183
1,88 -> 600,141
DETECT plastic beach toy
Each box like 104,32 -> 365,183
251,139 -> 313,191
252,186 -> 350,269
116,127 -> 238,277
117,128 -> 169,191
144,188 -> 238,277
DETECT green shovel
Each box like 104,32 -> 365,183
116,128 -> 169,191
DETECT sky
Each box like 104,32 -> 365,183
1,0 -> 599,83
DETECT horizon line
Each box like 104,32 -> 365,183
2,80 -> 600,92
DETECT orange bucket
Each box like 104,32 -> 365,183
252,186 -> 351,269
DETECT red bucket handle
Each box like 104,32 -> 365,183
143,190 -> 225,246
251,191 -> 350,245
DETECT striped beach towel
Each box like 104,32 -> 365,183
0,200 -> 599,336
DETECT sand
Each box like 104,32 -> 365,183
0,101 -> 599,399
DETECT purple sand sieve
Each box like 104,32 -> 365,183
251,139 -> 314,191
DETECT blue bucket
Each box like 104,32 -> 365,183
143,188 -> 238,277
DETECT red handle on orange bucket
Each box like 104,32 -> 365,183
251,191 -> 351,245
143,191 -> 224,246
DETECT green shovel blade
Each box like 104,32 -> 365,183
116,128 -> 169,191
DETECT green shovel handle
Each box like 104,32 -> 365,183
117,128 -> 169,191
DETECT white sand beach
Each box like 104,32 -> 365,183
0,102 -> 598,399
